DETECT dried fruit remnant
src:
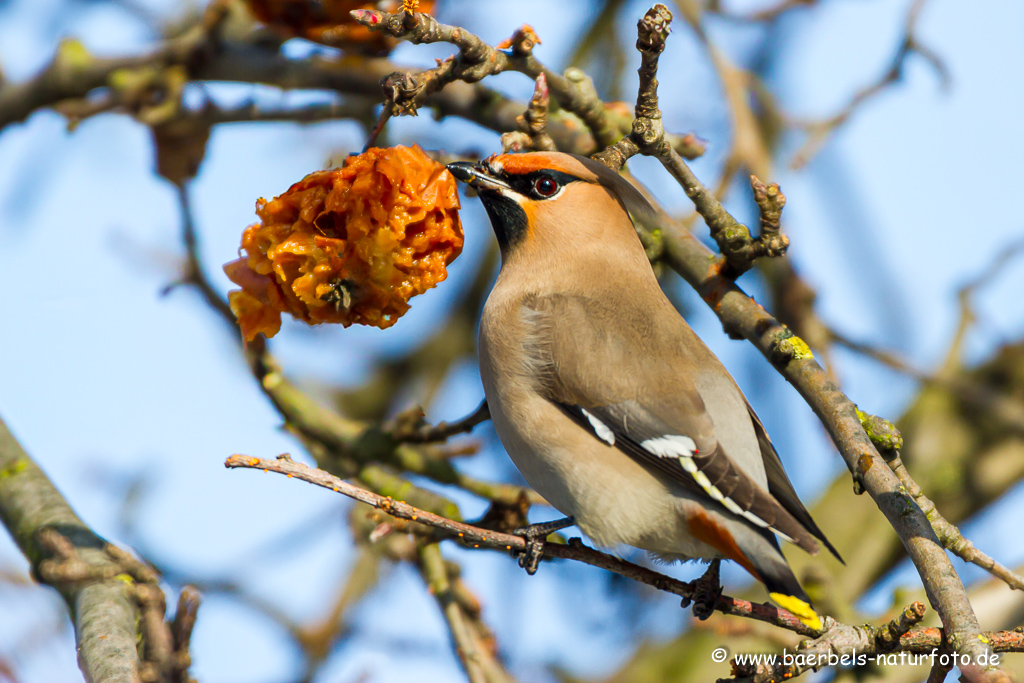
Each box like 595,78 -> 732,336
244,0 -> 436,55
226,145 -> 463,341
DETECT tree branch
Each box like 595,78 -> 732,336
888,449 -> 1024,592
351,8 -> 620,148
727,602 -> 1023,683
0,416 -> 199,683
351,7 -> 703,159
0,16 -> 632,158
789,0 -> 949,169
586,4 -> 1006,678
225,453 -> 823,637
501,74 -> 556,153
388,401 -> 491,445
417,542 -> 510,683
225,453 -> 1024,683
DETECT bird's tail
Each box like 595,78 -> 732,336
732,523 -> 822,630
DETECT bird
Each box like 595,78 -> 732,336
446,151 -> 840,629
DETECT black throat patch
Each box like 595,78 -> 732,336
476,169 -> 581,252
479,191 -> 528,252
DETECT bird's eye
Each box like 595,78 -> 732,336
533,177 -> 559,198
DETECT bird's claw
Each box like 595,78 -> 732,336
693,582 -> 723,620
511,516 -> 575,576
516,536 -> 545,575
691,558 -> 723,620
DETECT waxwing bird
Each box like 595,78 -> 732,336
447,152 -> 840,629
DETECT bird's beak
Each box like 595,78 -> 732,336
446,161 -> 512,192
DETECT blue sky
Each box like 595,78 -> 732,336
1,1 -> 1023,681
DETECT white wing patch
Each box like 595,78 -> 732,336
581,408 -> 615,446
640,435 -> 697,458
640,434 -> 794,542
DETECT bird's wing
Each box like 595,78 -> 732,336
522,292 -> 822,555
745,402 -> 843,561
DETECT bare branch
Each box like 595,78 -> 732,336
595,7 -> 781,278
225,453 -> 823,637
727,602 -> 1023,683
389,401 -> 491,445
0,416 -> 200,683
352,9 -> 621,148
790,0 -> 949,169
0,16 -> 628,158
887,449 -> 1024,592
586,4 -> 1007,677
0,418 -> 143,682
501,74 -> 556,153
351,7 -> 703,159
418,543 -> 512,683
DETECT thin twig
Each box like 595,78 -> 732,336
789,0 -> 949,169
501,74 -> 556,153
225,453 -> 824,637
169,182 -> 234,323
352,9 -> 620,148
594,7 -> 778,278
389,401 -> 490,444
886,451 -> 1024,592
710,0 -> 818,23
362,104 -> 393,152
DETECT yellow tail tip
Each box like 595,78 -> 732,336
769,592 -> 822,630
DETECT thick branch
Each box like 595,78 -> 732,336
0,418 -> 200,683
0,417 -> 140,683
589,4 -> 1003,678
0,26 -> 603,158
655,94 -> 1002,683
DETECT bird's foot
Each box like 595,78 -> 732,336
512,516 -> 575,575
690,559 -> 723,620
